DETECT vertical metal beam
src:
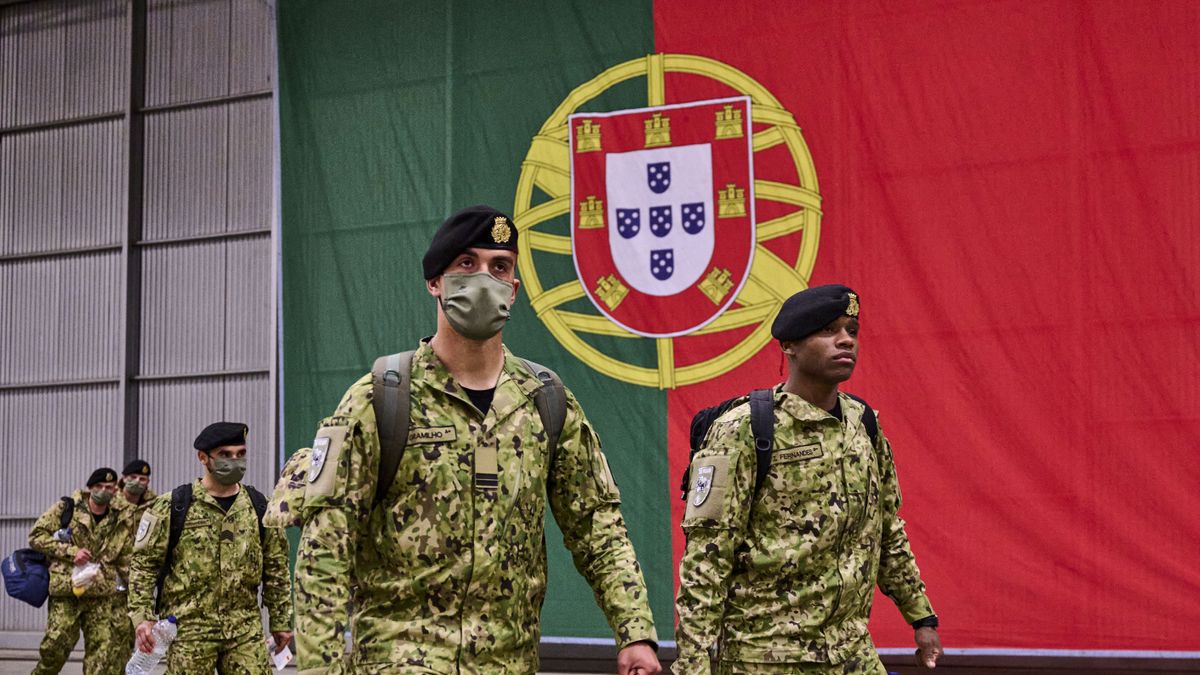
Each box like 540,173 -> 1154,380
119,0 -> 148,464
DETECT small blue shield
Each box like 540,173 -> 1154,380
647,162 -> 671,194
650,249 -> 674,280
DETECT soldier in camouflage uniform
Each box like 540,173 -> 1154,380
675,285 -> 943,674
128,422 -> 293,673
293,205 -> 660,674
115,459 -> 157,518
111,454 -> 156,648
29,467 -> 134,674
264,446 -> 311,529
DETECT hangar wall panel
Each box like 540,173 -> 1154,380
0,384 -> 122,517
225,235 -> 272,370
146,0 -> 273,108
0,253 -> 121,384
0,0 -> 127,129
140,241 -> 226,375
227,98 -> 273,233
143,99 -> 272,240
143,106 -> 228,241
0,120 -> 126,255
229,0 -> 273,95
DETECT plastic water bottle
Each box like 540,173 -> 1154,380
125,615 -> 177,675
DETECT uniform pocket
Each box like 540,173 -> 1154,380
377,441 -> 464,565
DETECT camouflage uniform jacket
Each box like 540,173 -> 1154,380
115,487 -> 158,521
29,490 -> 133,598
294,342 -> 657,674
674,389 -> 934,671
127,480 -> 293,639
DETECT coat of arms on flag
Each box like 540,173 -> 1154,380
569,97 -> 756,337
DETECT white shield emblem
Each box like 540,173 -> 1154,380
135,515 -> 151,542
692,464 -> 716,507
309,436 -> 331,483
606,144 -> 714,297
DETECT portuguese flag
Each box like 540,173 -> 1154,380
279,0 -> 1200,653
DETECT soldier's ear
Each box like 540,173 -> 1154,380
509,277 -> 520,301
427,276 -> 442,298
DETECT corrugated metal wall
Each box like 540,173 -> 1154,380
0,0 -> 276,641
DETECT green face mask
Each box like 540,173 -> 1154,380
90,490 -> 114,506
439,272 -> 513,341
206,456 -> 247,486
124,481 -> 147,497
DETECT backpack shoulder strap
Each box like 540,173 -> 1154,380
156,483 -> 194,614
748,389 -> 776,497
844,393 -> 878,444
243,485 -> 270,586
519,358 -> 567,467
372,351 -> 415,509
57,497 -> 74,530
244,485 -> 268,540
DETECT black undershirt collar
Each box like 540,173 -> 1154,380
462,386 -> 496,414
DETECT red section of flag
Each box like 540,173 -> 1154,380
658,0 -> 1200,651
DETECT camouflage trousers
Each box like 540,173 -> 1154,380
32,593 -> 131,675
165,624 -> 271,674
716,638 -> 887,675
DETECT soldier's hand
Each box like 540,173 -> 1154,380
617,641 -> 661,675
73,548 -> 92,565
914,626 -> 942,668
135,621 -> 157,653
271,631 -> 293,653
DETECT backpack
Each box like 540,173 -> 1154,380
679,390 -> 879,503
154,484 -> 267,614
3,497 -> 74,607
370,351 -> 568,508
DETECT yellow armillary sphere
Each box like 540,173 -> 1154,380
513,53 -> 820,388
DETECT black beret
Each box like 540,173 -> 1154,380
87,467 -> 118,487
122,459 -> 151,477
771,284 -> 861,341
422,205 -> 518,280
194,422 -> 249,452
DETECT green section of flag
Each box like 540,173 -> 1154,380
278,1 -> 671,642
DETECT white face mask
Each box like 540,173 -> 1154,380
439,272 -> 514,340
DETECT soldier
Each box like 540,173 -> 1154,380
127,422 -> 293,673
293,205 -> 660,674
264,446 -> 311,529
112,459 -> 156,663
116,459 -> 156,517
29,467 -> 133,674
674,285 -> 943,674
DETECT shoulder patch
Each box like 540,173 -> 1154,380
134,512 -> 158,550
307,425 -> 349,499
683,455 -> 732,524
